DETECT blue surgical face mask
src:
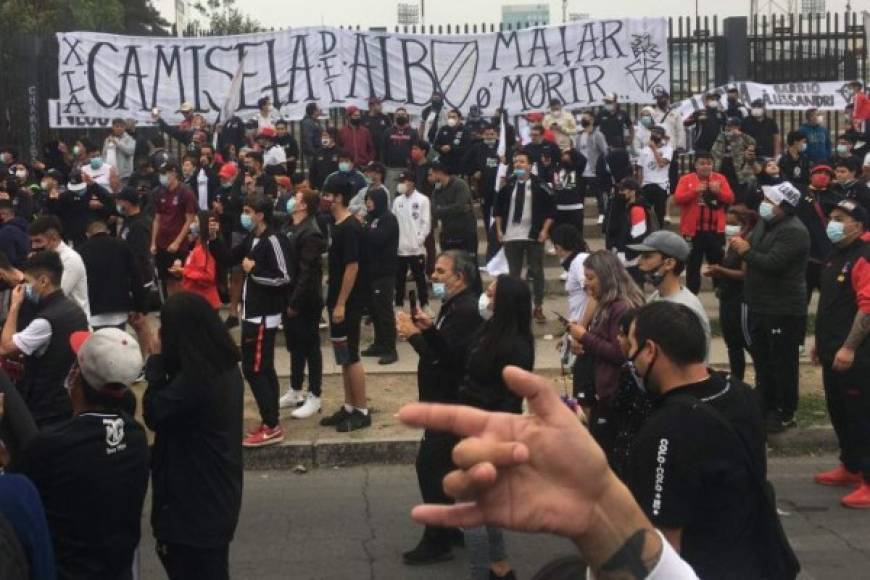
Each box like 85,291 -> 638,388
640,116 -> 653,128
478,292 -> 493,320
826,221 -> 847,243
240,214 -> 254,231
90,157 -> 103,170
115,205 -> 125,216
724,224 -> 742,238
286,197 -> 297,214
432,282 -> 447,300
837,144 -> 850,155
159,174 -> 169,187
513,168 -> 527,178
338,161 -> 352,173
189,224 -> 200,238
759,201 -> 775,221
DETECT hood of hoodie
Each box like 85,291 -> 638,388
2,216 -> 28,232
366,187 -> 389,218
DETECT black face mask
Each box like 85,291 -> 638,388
350,118 -> 361,126
580,119 -> 591,128
396,116 -> 408,125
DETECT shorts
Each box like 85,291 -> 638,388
328,303 -> 362,366
154,248 -> 188,280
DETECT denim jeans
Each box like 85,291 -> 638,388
465,526 -> 507,580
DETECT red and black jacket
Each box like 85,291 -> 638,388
816,238 -> 870,367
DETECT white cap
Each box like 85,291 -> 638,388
762,183 -> 801,208
70,328 -> 143,392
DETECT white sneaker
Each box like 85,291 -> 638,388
279,389 -> 305,409
292,394 -> 322,419
597,215 -> 605,225
559,271 -> 568,281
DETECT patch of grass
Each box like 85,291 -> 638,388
795,392 -> 829,427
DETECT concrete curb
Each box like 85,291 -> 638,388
243,427 -> 838,470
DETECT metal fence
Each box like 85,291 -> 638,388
0,11 -> 866,163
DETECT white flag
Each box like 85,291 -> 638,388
221,53 -> 247,123
494,113 -> 508,192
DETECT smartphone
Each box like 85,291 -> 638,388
409,290 -> 417,321
552,311 -> 569,326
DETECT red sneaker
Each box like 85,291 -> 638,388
814,464 -> 863,487
242,425 -> 284,448
842,482 -> 870,509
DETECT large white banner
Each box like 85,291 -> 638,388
53,19 -> 668,128
675,80 -> 857,120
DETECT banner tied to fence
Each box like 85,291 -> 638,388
52,18 -> 669,128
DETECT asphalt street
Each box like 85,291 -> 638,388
135,455 -> 870,580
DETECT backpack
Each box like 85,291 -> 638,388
670,383 -> 800,580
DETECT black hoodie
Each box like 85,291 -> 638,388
363,188 -> 399,279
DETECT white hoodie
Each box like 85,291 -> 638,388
392,189 -> 431,257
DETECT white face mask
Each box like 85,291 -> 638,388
396,183 -> 408,196
751,108 -> 764,118
447,118 -> 458,127
478,292 -> 493,320
725,224 -> 742,238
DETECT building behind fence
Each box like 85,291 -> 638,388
0,11 -> 865,164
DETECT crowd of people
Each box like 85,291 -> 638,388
0,80 -> 867,579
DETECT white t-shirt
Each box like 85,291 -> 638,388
863,151 -> 870,168
57,242 -> 91,320
503,180 -> 533,242
565,252 -> 590,322
81,163 -> 113,188
649,286 -> 711,358
640,144 -> 673,188
12,318 -> 52,356
264,144 -> 287,167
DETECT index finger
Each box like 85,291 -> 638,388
502,366 -> 566,423
398,402 -> 491,438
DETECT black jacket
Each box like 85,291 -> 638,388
17,291 -> 88,427
816,238 -> 870,367
44,184 -> 113,247
0,217 -> 30,268
120,211 -> 153,286
213,227 -> 292,319
309,147 -> 339,190
795,190 -> 834,264
286,216 -> 326,312
363,189 -> 399,279
744,214 -> 810,316
383,124 -> 419,168
433,124 -> 469,175
463,140 -> 501,200
77,232 -> 148,316
833,180 -> 870,212
143,355 -> 244,548
493,175 -> 556,241
408,288 -> 482,404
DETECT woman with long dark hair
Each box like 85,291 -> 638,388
132,292 -> 244,580
460,274 -> 535,580
568,250 -> 645,463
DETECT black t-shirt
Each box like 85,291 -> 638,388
327,215 -> 364,308
627,375 -> 764,579
741,116 -> 779,158
17,412 -> 150,580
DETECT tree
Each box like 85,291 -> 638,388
193,0 -> 263,35
0,0 -> 168,35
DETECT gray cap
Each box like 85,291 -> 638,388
627,230 -> 690,262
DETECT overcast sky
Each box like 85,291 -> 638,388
156,0 -> 857,30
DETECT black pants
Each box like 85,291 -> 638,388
806,260 -> 823,305
554,209 -> 585,239
156,542 -> 229,580
396,255 -> 429,308
686,231 -> 725,295
823,363 -> 870,480
370,275 -> 397,353
719,297 -> 752,382
283,310 -> 323,397
589,399 -> 618,466
640,184 -> 668,228
749,313 -> 806,421
583,176 -> 605,217
416,430 -> 461,547
242,320 -> 280,428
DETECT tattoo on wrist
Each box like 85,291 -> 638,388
598,529 -> 662,580
844,312 -> 870,351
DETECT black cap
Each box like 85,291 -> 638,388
650,125 -> 667,136
617,177 -> 640,191
116,186 -> 140,205
725,116 -> 742,127
429,160 -> 448,173
832,199 -> 869,227
398,170 -> 415,183
68,168 -> 86,192
750,98 -> 764,108
45,168 -> 64,183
